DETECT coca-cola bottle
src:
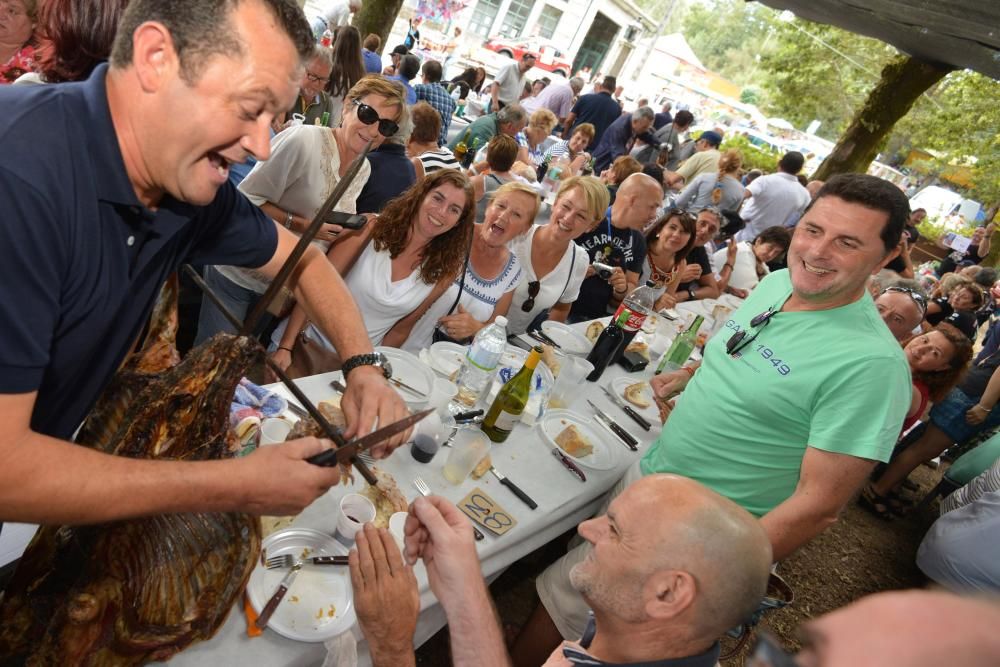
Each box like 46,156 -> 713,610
610,280 -> 656,363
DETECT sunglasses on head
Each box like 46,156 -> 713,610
350,99 -> 399,138
882,286 -> 927,314
521,280 -> 541,312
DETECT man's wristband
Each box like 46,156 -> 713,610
278,346 -> 293,353
680,366 -> 695,377
284,211 -> 294,230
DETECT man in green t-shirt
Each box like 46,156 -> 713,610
512,174 -> 913,662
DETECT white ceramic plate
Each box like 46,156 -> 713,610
540,321 -> 592,355
247,528 -> 355,643
377,346 -> 435,408
427,341 -> 466,379
610,377 -> 659,424
537,409 -> 619,470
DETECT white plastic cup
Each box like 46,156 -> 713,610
547,357 -> 594,409
334,493 -> 376,546
442,429 -> 490,485
428,377 -> 458,412
260,418 -> 292,445
388,512 -> 408,552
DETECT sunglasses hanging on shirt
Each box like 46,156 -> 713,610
726,306 -> 778,357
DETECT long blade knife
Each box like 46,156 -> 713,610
600,385 -> 652,431
586,400 -> 639,451
489,466 -> 538,509
306,408 -> 434,466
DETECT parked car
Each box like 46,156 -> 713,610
483,37 -> 572,77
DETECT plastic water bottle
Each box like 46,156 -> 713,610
540,157 -> 568,203
455,316 -> 508,406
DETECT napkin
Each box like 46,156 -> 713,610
322,628 -> 358,667
229,377 -> 288,428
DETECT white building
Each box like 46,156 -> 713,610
461,0 -> 656,78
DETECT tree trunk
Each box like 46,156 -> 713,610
812,56 -> 952,181
352,0 -> 405,54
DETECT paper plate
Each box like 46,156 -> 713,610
717,293 -> 746,310
377,346 -> 435,408
247,528 -> 355,643
610,377 -> 660,424
537,409 -> 619,470
540,321 -> 592,355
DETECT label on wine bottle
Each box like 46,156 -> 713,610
492,410 -> 521,432
612,304 -> 647,333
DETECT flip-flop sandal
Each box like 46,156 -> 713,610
859,484 -> 895,520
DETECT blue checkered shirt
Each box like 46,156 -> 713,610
414,82 -> 457,146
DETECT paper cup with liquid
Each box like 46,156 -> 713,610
409,409 -> 456,463
334,493 -> 376,546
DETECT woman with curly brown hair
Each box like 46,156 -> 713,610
271,170 -> 475,370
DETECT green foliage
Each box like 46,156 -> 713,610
739,86 -> 760,105
916,218 -> 977,245
756,19 -> 898,142
721,135 -> 778,173
679,0 -> 771,86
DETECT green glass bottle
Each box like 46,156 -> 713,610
655,315 -> 704,374
481,346 -> 542,443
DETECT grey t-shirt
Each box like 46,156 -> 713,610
493,61 -> 526,106
674,172 -> 745,213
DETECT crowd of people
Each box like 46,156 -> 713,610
1,0 -> 999,665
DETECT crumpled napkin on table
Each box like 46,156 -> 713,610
229,378 -> 288,455
322,628 -> 358,667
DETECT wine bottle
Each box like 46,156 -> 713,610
481,346 -> 542,443
585,310 -> 630,382
655,315 -> 704,374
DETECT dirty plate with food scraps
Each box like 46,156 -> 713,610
539,320 -> 592,356
247,528 -> 355,642
376,346 -> 435,408
425,341 -> 467,379
609,377 -> 660,424
537,409 -> 619,470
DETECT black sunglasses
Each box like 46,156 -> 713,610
521,281 -> 540,312
726,306 -> 777,357
881,286 -> 927,314
350,99 -> 399,137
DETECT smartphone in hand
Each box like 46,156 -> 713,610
323,211 -> 369,230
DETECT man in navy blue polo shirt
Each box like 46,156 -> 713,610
560,75 -> 624,151
0,0 -> 409,527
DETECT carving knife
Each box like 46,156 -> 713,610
600,385 -> 652,431
306,408 -> 434,466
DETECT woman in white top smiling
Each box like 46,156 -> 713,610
196,76 -> 409,344
402,181 -> 541,350
638,209 -> 698,310
505,176 -> 610,335
271,170 -> 475,372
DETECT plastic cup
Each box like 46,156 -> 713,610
547,357 -> 595,409
428,378 -> 458,412
388,512 -> 408,552
410,410 -> 455,463
442,429 -> 490,485
334,493 -> 376,546
260,418 -> 291,445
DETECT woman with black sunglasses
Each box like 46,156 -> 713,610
505,176 -> 610,335
195,76 -> 408,344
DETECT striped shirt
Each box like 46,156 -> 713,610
417,147 -> 460,174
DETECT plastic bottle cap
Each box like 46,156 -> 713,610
495,316 -> 508,327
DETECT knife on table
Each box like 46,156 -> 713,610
306,408 -> 435,466
390,376 -> 426,398
255,560 -> 302,629
586,400 -> 639,451
528,329 -> 561,349
489,466 -> 538,509
600,385 -> 651,431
